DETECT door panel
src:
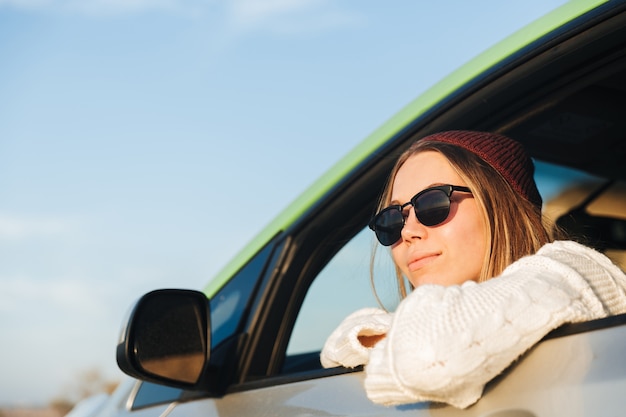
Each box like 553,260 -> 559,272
165,323 -> 626,416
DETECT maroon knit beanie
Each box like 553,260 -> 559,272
421,130 -> 542,209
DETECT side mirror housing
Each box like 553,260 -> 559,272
116,289 -> 211,389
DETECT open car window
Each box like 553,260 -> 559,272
285,159 -> 626,365
286,227 -> 396,357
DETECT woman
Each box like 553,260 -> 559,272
320,130 -> 626,408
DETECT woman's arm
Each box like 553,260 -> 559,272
364,241 -> 625,408
320,307 -> 392,368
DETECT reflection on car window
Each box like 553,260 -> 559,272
210,242 -> 275,348
286,227 -> 398,356
131,381 -> 182,410
210,291 -> 241,344
534,159 -> 601,202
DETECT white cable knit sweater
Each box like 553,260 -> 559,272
320,241 -> 626,409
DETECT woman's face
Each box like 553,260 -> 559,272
390,151 -> 488,288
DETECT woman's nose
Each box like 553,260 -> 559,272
400,207 -> 427,241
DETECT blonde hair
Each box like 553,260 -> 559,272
371,140 -> 552,301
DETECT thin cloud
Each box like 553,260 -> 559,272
0,0 -> 207,16
0,213 -> 69,240
0,0 -> 364,34
229,0 -> 320,26
227,0 -> 365,35
0,275 -> 106,316
0,0 -> 52,10
66,0 -> 179,16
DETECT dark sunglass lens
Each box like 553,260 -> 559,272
415,189 -> 451,226
373,208 -> 404,246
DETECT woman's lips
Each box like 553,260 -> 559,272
408,253 -> 439,272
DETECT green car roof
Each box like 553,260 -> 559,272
204,0 -> 607,297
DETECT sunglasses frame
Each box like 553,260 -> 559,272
369,184 -> 472,246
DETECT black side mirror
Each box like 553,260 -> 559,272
116,289 -> 211,388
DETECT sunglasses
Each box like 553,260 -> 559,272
369,184 -> 472,246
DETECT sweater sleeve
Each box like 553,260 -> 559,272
320,307 -> 393,369
364,241 -> 626,408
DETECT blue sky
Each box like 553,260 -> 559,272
0,0 -> 567,407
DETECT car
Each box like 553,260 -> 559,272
110,1 -> 626,416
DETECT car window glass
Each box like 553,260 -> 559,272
210,241 -> 275,348
286,227 -> 399,356
534,159 -> 601,202
130,381 -> 183,410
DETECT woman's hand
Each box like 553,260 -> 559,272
320,308 -> 392,368
358,333 -> 386,347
